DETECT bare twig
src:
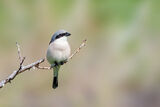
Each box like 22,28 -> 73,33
0,59 -> 45,88
16,42 -> 23,63
0,39 -> 87,89
68,39 -> 87,60
35,65 -> 51,70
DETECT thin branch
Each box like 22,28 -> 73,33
0,39 -> 87,89
0,59 -> 45,88
16,42 -> 23,63
68,39 -> 87,60
35,66 -> 51,70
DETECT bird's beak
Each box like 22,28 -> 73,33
66,32 -> 71,36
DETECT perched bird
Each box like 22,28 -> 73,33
46,30 -> 71,89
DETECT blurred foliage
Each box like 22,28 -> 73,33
90,0 -> 143,26
0,0 -> 160,107
49,0 -> 74,18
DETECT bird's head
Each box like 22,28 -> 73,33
49,29 -> 71,44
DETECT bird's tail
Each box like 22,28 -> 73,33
53,65 -> 60,89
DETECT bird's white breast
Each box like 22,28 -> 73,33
46,37 -> 71,64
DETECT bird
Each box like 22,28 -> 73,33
46,30 -> 71,89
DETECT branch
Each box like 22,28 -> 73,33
16,42 -> 23,63
0,39 -> 87,89
68,39 -> 87,60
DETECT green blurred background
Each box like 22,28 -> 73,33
0,0 -> 160,107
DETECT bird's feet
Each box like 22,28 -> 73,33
60,60 -> 67,65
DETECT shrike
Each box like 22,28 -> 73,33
46,30 -> 71,89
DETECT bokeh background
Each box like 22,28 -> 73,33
0,0 -> 160,107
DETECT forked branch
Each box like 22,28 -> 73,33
0,39 -> 87,89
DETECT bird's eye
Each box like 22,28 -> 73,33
55,35 -> 60,39
55,33 -> 66,39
